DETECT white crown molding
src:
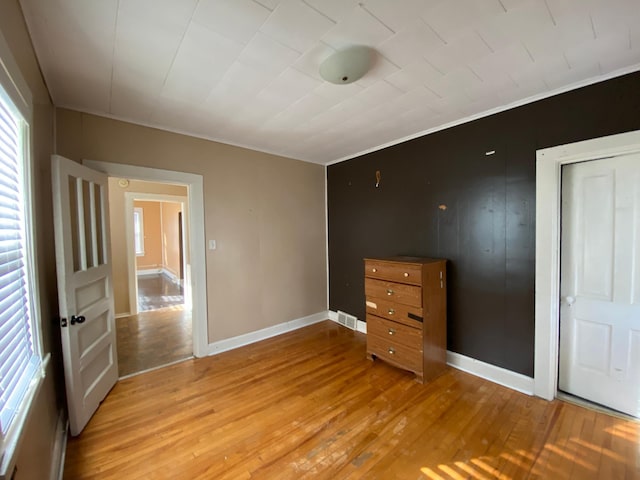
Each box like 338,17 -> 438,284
327,64 -> 640,166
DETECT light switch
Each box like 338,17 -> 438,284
208,240 -> 217,250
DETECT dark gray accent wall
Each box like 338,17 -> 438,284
327,71 -> 640,377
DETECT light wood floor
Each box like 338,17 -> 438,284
65,321 -> 639,479
116,306 -> 192,377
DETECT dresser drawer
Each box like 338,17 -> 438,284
364,278 -> 422,308
367,333 -> 422,373
366,315 -> 422,350
364,259 -> 422,286
364,256 -> 447,384
365,298 -> 423,328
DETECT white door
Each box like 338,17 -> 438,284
52,155 -> 118,435
559,153 -> 640,417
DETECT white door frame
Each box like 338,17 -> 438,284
534,129 -> 640,400
125,193 -> 189,316
84,160 -> 208,358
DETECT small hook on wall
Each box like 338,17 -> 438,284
375,170 -> 381,188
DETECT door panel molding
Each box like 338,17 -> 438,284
535,129 -> 640,401
52,155 -> 118,435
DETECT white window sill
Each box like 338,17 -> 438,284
0,353 -> 50,479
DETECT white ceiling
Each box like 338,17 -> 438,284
19,0 -> 640,164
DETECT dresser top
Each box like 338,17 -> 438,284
364,256 -> 446,265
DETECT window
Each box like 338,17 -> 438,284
0,74 -> 43,458
133,207 -> 144,256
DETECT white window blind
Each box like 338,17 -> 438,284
0,89 -> 39,435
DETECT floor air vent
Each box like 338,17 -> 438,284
337,311 -> 357,330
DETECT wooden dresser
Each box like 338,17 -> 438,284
364,256 -> 447,383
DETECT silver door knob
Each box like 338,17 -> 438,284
564,296 -> 576,306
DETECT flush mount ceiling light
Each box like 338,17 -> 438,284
319,46 -> 374,85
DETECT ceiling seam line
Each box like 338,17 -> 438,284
157,0 -> 202,92
300,0 -> 337,24
108,0 -> 121,114
358,3 -> 395,35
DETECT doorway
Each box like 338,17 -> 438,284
127,194 -> 189,314
135,202 -> 184,312
534,130 -> 640,416
112,191 -> 191,376
558,155 -> 640,417
84,160 -> 208,365
113,186 -> 193,377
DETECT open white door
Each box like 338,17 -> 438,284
559,153 -> 640,417
52,155 -> 118,435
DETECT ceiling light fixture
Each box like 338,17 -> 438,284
319,46 -> 374,85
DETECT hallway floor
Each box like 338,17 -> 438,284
116,306 -> 192,377
137,273 -> 184,312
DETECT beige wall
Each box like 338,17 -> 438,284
108,178 -> 188,314
133,200 -> 182,276
2,1 -> 324,476
1,1 -> 64,479
134,200 -> 163,270
59,111 -> 328,342
161,201 -> 182,278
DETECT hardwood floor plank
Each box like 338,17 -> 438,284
64,321 -> 640,480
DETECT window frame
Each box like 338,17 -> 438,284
0,31 -> 46,476
133,206 -> 145,256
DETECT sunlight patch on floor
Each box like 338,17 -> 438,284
418,437 -> 612,479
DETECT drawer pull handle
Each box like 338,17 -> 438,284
403,272 -> 409,277
388,328 -> 395,335
388,308 -> 395,315
386,289 -> 394,296
372,268 -> 377,272
388,347 -> 395,355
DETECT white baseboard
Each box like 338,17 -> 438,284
137,268 -> 162,276
207,309 -> 532,395
50,411 -> 68,480
328,310 -> 367,333
137,267 -> 181,282
328,310 -> 532,395
207,311 -> 329,356
446,351 -> 535,395
161,268 -> 179,283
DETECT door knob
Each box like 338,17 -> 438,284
564,296 -> 576,306
71,315 -> 86,325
